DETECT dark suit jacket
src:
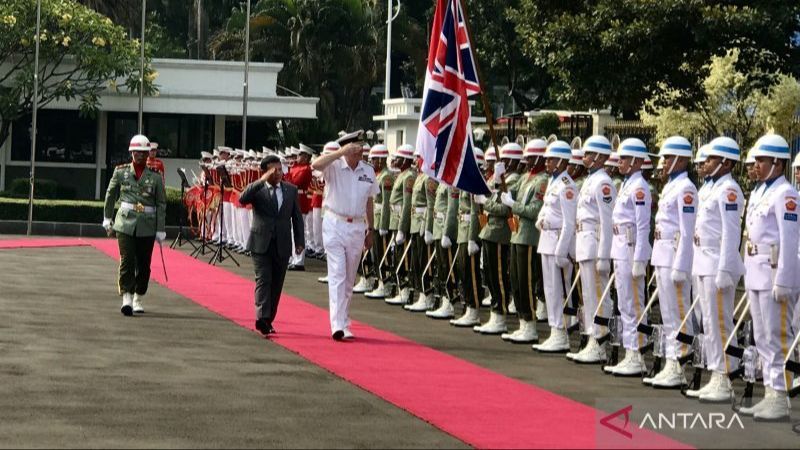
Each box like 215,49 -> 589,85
239,180 -> 304,258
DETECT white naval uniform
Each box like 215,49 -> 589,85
744,176 -> 799,391
536,171 -> 577,329
575,169 -> 616,337
322,158 -> 379,333
692,173 -> 745,374
610,171 -> 652,351
692,178 -> 714,335
651,172 -> 697,360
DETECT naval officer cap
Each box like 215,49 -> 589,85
298,143 -> 314,157
336,130 -> 365,146
201,151 -> 213,160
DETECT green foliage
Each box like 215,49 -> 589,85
7,177 -> 78,199
513,0 -> 800,115
0,0 -> 157,148
530,113 -> 560,138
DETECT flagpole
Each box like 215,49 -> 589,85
26,0 -> 42,236
455,0 -> 498,150
138,0 -> 146,134
242,0 -> 251,151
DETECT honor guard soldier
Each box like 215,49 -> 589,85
405,149 -> 435,312
285,144 -> 314,271
567,135 -> 616,363
427,169 -> 461,319
643,136 -> 697,387
532,140 -> 577,352
359,144 -> 393,298
500,139 -> 549,343
146,142 -> 165,183
385,144 -> 417,305
103,134 -> 167,316
473,143 -> 523,334
603,138 -> 652,376
605,152 -> 623,192
739,134 -> 798,421
685,136 -> 746,401
450,149 -> 486,327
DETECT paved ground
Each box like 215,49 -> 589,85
1,238 -> 799,448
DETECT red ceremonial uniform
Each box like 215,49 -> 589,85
286,162 -> 313,214
146,156 -> 165,183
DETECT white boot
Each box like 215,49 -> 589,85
651,359 -> 686,389
426,298 -> 454,319
353,276 -> 372,293
317,275 -> 328,284
753,388 -> 790,421
739,386 -> 775,416
533,327 -> 570,353
536,299 -> 547,322
365,281 -> 386,299
385,288 -> 409,305
572,337 -> 607,364
481,294 -> 492,307
450,307 -> 480,327
685,371 -> 715,398
405,292 -> 432,311
120,293 -> 133,316
473,312 -> 507,334
566,334 -> 589,361
501,319 -> 526,341
132,293 -> 145,313
508,300 -> 517,315
610,350 -> 645,376
509,320 -> 538,344
698,372 -> 732,403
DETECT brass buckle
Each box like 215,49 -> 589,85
134,202 -> 145,213
746,242 -> 755,257
693,235 -> 700,246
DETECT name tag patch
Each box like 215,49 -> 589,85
725,203 -> 738,211
683,206 -> 695,213
603,196 -> 612,204
358,175 -> 374,183
785,213 -> 797,222
635,201 -> 645,206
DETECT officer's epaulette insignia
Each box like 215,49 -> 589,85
561,176 -> 570,184
116,163 -> 129,169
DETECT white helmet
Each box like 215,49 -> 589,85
658,136 -> 693,158
582,135 -> 612,155
128,134 -> 151,152
395,144 -> 415,160
500,143 -> 523,160
617,138 -> 649,159
694,144 -> 709,164
322,141 -> 340,155
369,144 -> 389,159
605,152 -> 620,167
569,148 -> 585,166
485,146 -> 497,162
744,149 -> 756,164
793,152 -> 800,168
544,140 -> 573,160
705,136 -> 740,162
524,139 -> 547,157
474,148 -> 485,167
750,134 -> 791,160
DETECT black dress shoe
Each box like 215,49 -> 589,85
255,319 -> 274,337
288,264 -> 305,272
121,305 -> 133,316
332,330 -> 344,341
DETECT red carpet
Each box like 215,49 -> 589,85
2,238 -> 691,449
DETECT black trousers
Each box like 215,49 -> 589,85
411,234 -> 434,294
252,238 -> 290,324
511,244 -> 540,321
392,233 -> 412,293
434,241 -> 458,302
371,231 -> 388,282
117,232 -> 156,295
482,241 -> 511,314
457,242 -> 483,310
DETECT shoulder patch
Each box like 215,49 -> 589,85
561,176 -> 571,185
602,184 -> 611,196
727,191 -> 737,202
786,199 -> 797,212
635,189 -> 645,200
683,193 -> 694,205
116,163 -> 128,169
565,188 -> 575,200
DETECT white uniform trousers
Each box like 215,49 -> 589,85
241,209 -> 253,247
312,207 -> 324,252
747,289 -> 796,391
223,201 -> 235,244
323,215 -> 367,332
303,213 -> 313,253
579,260 -> 610,338
655,267 -> 694,360
236,206 -> 249,246
541,254 -> 573,329
613,259 -> 646,351
698,275 -> 738,374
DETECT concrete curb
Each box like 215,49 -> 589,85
0,220 -> 181,238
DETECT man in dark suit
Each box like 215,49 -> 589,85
239,155 -> 304,337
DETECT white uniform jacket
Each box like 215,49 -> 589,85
651,172 -> 697,273
610,171 -> 651,262
536,171 -> 577,257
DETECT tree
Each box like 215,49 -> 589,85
641,48 -> 800,151
0,0 -> 156,148
513,0 -> 800,116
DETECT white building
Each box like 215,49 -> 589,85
0,58 -> 318,199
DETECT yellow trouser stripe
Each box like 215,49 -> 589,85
717,289 -> 729,373
633,276 -> 643,348
594,266 -> 603,333
781,301 -> 790,390
676,281 -> 687,357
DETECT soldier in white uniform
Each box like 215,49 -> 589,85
603,138 -> 652,376
738,134 -> 798,421
567,135 -> 616,363
643,136 -> 697,388
311,134 -> 380,340
532,140 -> 577,353
685,136 -> 746,401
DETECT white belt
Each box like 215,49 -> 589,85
120,201 -> 155,214
391,205 -> 401,212
298,189 -> 306,194
435,212 -> 445,220
460,213 -> 471,222
374,203 -> 383,208
414,207 -> 427,214
576,222 -> 595,232
654,230 -> 679,241
324,208 -> 366,224
745,241 -> 776,257
693,235 -> 718,247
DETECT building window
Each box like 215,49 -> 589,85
224,117 -> 282,150
10,109 -> 96,163
397,130 -> 404,146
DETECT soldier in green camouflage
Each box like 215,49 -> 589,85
427,181 -> 460,319
356,145 -> 393,297
103,135 -> 167,316
405,156 -> 434,312
384,145 -> 417,305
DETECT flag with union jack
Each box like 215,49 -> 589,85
415,0 -> 490,195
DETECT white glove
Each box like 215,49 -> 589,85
379,229 -> 388,236
424,230 -> 434,245
773,285 -> 792,303
468,240 -> 479,256
671,269 -> 688,284
494,162 -> 506,180
474,195 -> 487,205
632,261 -> 647,279
715,270 -> 734,290
102,218 -> 112,231
596,259 -> 611,274
555,256 -> 571,268
156,231 -> 166,242
441,236 -> 452,249
500,192 -> 515,207
396,231 -> 405,245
